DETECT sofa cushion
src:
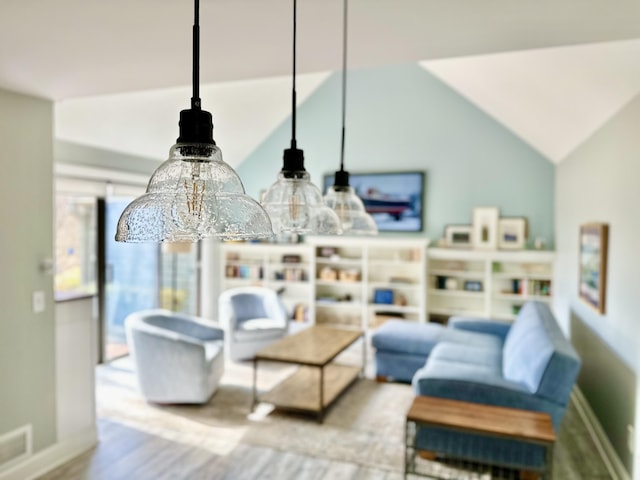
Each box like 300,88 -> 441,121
502,302 -> 556,393
429,342 -> 502,369
372,320 -> 502,357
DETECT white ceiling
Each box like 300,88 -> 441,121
4,0 -> 640,164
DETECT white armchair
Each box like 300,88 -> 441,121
218,286 -> 289,361
125,309 -> 224,404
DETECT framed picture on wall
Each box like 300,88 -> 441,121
472,207 -> 499,249
579,223 -> 609,314
323,171 -> 425,232
497,217 -> 528,250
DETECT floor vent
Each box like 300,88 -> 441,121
0,425 -> 31,472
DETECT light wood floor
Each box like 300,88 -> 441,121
37,350 -> 614,480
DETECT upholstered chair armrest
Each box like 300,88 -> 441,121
130,319 -> 219,346
448,317 -> 511,341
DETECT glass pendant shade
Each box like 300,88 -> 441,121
324,184 -> 378,236
262,169 -> 342,236
116,143 -> 273,242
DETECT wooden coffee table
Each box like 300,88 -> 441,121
252,325 -> 365,422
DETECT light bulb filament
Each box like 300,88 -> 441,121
184,179 -> 205,217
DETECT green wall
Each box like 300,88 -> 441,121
238,64 -> 555,246
556,92 -> 640,476
0,89 -> 56,452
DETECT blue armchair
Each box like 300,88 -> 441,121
218,286 -> 289,361
125,309 -> 225,404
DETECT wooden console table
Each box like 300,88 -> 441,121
252,325 -> 364,422
405,396 -> 556,479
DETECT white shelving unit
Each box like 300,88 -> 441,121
427,248 -> 555,322
220,242 -> 315,324
220,237 -> 428,333
307,236 -> 428,330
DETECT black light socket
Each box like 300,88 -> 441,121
282,147 -> 305,174
177,108 -> 215,145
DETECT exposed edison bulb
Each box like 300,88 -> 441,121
173,161 -> 213,237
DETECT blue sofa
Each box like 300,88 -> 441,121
372,301 -> 581,471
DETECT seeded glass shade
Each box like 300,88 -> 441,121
116,143 -> 273,242
262,170 -> 342,236
324,185 -> 378,236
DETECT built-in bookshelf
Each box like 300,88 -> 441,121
220,237 -> 429,332
427,248 -> 555,321
220,242 -> 314,324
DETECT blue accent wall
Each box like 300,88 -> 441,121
238,64 -> 555,246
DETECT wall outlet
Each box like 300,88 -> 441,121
32,291 -> 45,314
627,424 -> 635,453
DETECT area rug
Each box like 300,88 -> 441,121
98,358 -> 412,474
96,357 -> 603,480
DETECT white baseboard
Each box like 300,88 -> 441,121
0,427 -> 97,480
572,387 -> 630,480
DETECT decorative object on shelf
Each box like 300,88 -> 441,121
115,0 -> 272,243
472,207 -> 499,249
282,254 -> 302,264
323,0 -> 377,236
534,237 -> 547,250
318,246 -> 337,258
261,0 -> 342,238
444,277 -> 459,290
497,217 -> 528,250
464,280 -> 483,292
444,224 -> 473,248
319,266 -> 338,281
373,289 -> 394,305
323,171 -> 425,232
338,269 -> 361,282
579,222 -> 609,314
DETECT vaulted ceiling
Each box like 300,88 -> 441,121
3,0 -> 640,164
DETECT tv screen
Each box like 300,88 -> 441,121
323,171 -> 424,232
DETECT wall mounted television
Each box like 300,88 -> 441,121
323,171 -> 425,232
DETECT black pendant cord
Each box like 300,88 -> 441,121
192,0 -> 201,110
177,0 -> 214,145
282,0 -> 305,173
339,0 -> 348,173
291,0 -> 297,150
333,0 -> 349,188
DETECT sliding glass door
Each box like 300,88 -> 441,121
103,198 -> 159,361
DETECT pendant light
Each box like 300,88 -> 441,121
261,0 -> 342,237
324,0 -> 377,236
115,0 -> 273,243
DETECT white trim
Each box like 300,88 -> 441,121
0,424 -> 32,473
572,387 -> 630,480
54,162 -> 149,187
0,427 -> 97,480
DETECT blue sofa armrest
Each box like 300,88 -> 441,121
448,317 -> 511,341
412,368 -> 565,428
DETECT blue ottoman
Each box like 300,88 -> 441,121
371,319 -> 504,383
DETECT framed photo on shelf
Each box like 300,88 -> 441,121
444,224 -> 472,248
472,207 -> 499,249
498,217 -> 528,250
579,223 -> 609,314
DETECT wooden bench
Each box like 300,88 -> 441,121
405,396 -> 556,479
